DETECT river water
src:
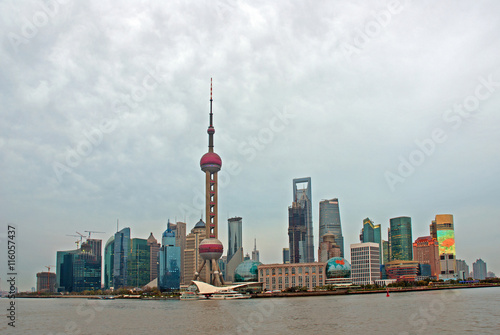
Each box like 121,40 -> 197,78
2,287 -> 499,334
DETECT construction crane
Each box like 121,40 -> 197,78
84,231 -> 105,239
66,234 -> 83,248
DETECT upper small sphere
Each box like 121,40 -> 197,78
207,127 -> 215,135
326,257 -> 351,279
200,152 -> 222,173
199,238 -> 224,260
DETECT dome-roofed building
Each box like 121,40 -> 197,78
194,219 -> 206,229
326,257 -> 351,279
234,260 -> 262,282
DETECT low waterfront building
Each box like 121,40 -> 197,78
385,260 -> 419,281
258,262 -> 326,291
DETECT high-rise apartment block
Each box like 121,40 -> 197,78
412,236 -> 440,279
350,242 -> 380,285
389,216 -> 413,261
319,198 -> 344,257
472,259 -> 487,280
282,248 -> 290,264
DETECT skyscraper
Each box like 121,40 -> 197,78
184,220 -> 208,284
456,259 -> 469,280
36,272 -> 56,293
170,221 -> 186,284
113,227 -> 131,288
412,236 -> 440,279
147,233 -> 160,282
127,238 -> 150,288
472,259 -> 487,280
360,218 -> 382,264
318,233 -> 341,262
430,214 -> 456,280
193,79 -> 225,286
104,235 -> 114,289
293,177 -> 314,262
319,198 -> 344,257
282,248 -> 290,264
252,238 -> 260,262
158,225 -> 181,291
288,201 -> 307,263
389,216 -> 412,261
226,217 -> 243,282
56,239 -> 102,293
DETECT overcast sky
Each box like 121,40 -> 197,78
1,0 -> 499,291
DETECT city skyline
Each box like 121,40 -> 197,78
1,1 -> 500,291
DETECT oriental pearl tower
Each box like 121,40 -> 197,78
193,79 -> 225,286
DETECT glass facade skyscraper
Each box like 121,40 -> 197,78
56,239 -> 102,292
127,238 -> 150,287
319,198 -> 344,257
113,227 -> 131,288
361,218 -> 381,264
158,226 -> 181,291
293,178 -> 314,263
104,236 -> 114,289
389,216 -> 412,261
226,217 -> 243,282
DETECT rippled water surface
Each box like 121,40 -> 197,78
2,287 -> 499,334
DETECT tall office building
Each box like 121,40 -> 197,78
293,177 -> 314,262
351,242 -> 380,285
456,259 -> 469,280
472,259 -> 487,280
318,233 -> 341,262
412,236 -> 440,279
382,240 -> 389,264
104,235 -> 115,289
319,198 -> 344,257
389,217 -> 412,261
56,239 -> 102,292
252,238 -> 260,262
184,220 -> 208,284
36,272 -> 56,293
170,222 -> 186,284
360,218 -> 382,264
113,227 -> 131,288
282,248 -> 290,264
147,233 -> 160,282
430,214 -> 456,280
158,226 -> 181,291
288,201 -> 307,263
127,238 -> 150,288
226,217 -> 243,282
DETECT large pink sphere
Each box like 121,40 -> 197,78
200,152 -> 222,173
199,238 -> 224,260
